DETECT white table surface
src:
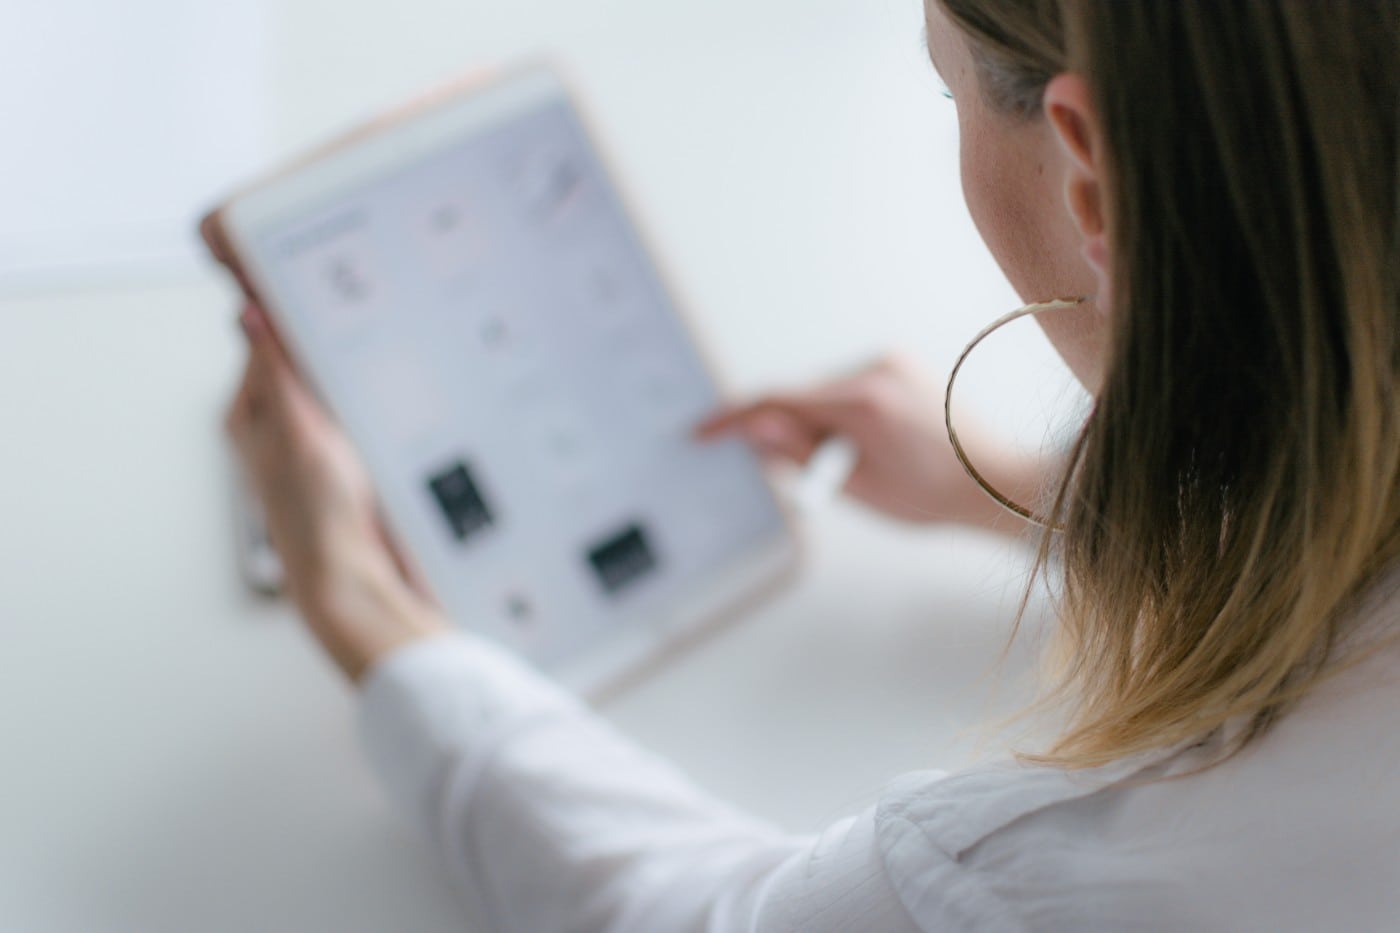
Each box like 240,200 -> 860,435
0,1 -> 1068,929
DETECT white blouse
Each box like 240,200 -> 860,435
357,576 -> 1400,932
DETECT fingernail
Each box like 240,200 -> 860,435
692,418 -> 722,439
240,306 -> 265,342
745,418 -> 790,451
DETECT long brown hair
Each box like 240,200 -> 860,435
940,0 -> 1400,767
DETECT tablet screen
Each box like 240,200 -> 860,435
231,71 -> 790,676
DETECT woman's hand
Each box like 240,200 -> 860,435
698,354 -> 1040,531
225,304 -> 445,682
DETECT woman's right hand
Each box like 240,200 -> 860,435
697,354 -> 1039,531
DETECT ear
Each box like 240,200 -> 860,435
1043,74 -> 1110,284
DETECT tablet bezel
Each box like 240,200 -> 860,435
204,62 -> 802,699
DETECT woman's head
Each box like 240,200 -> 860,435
925,0 -> 1106,387
931,0 -> 1400,767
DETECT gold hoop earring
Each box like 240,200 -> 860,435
944,296 -> 1088,530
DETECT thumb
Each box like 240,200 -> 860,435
242,303 -> 325,429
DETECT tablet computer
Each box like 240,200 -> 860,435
202,63 -> 799,696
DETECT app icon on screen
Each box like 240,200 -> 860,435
417,194 -> 485,280
284,216 -> 384,339
428,460 -> 496,543
586,522 -> 659,595
511,145 -> 587,226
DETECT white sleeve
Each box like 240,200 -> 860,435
357,634 -> 923,933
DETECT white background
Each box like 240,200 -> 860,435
0,0 -> 269,285
0,0 -> 1077,929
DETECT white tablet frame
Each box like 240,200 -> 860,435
205,62 -> 801,699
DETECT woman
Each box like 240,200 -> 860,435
227,0 -> 1400,929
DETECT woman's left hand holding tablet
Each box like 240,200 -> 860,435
226,304 -> 446,683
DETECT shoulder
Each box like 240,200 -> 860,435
872,670 -> 1400,933
867,585 -> 1400,932
871,742 -> 1214,932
